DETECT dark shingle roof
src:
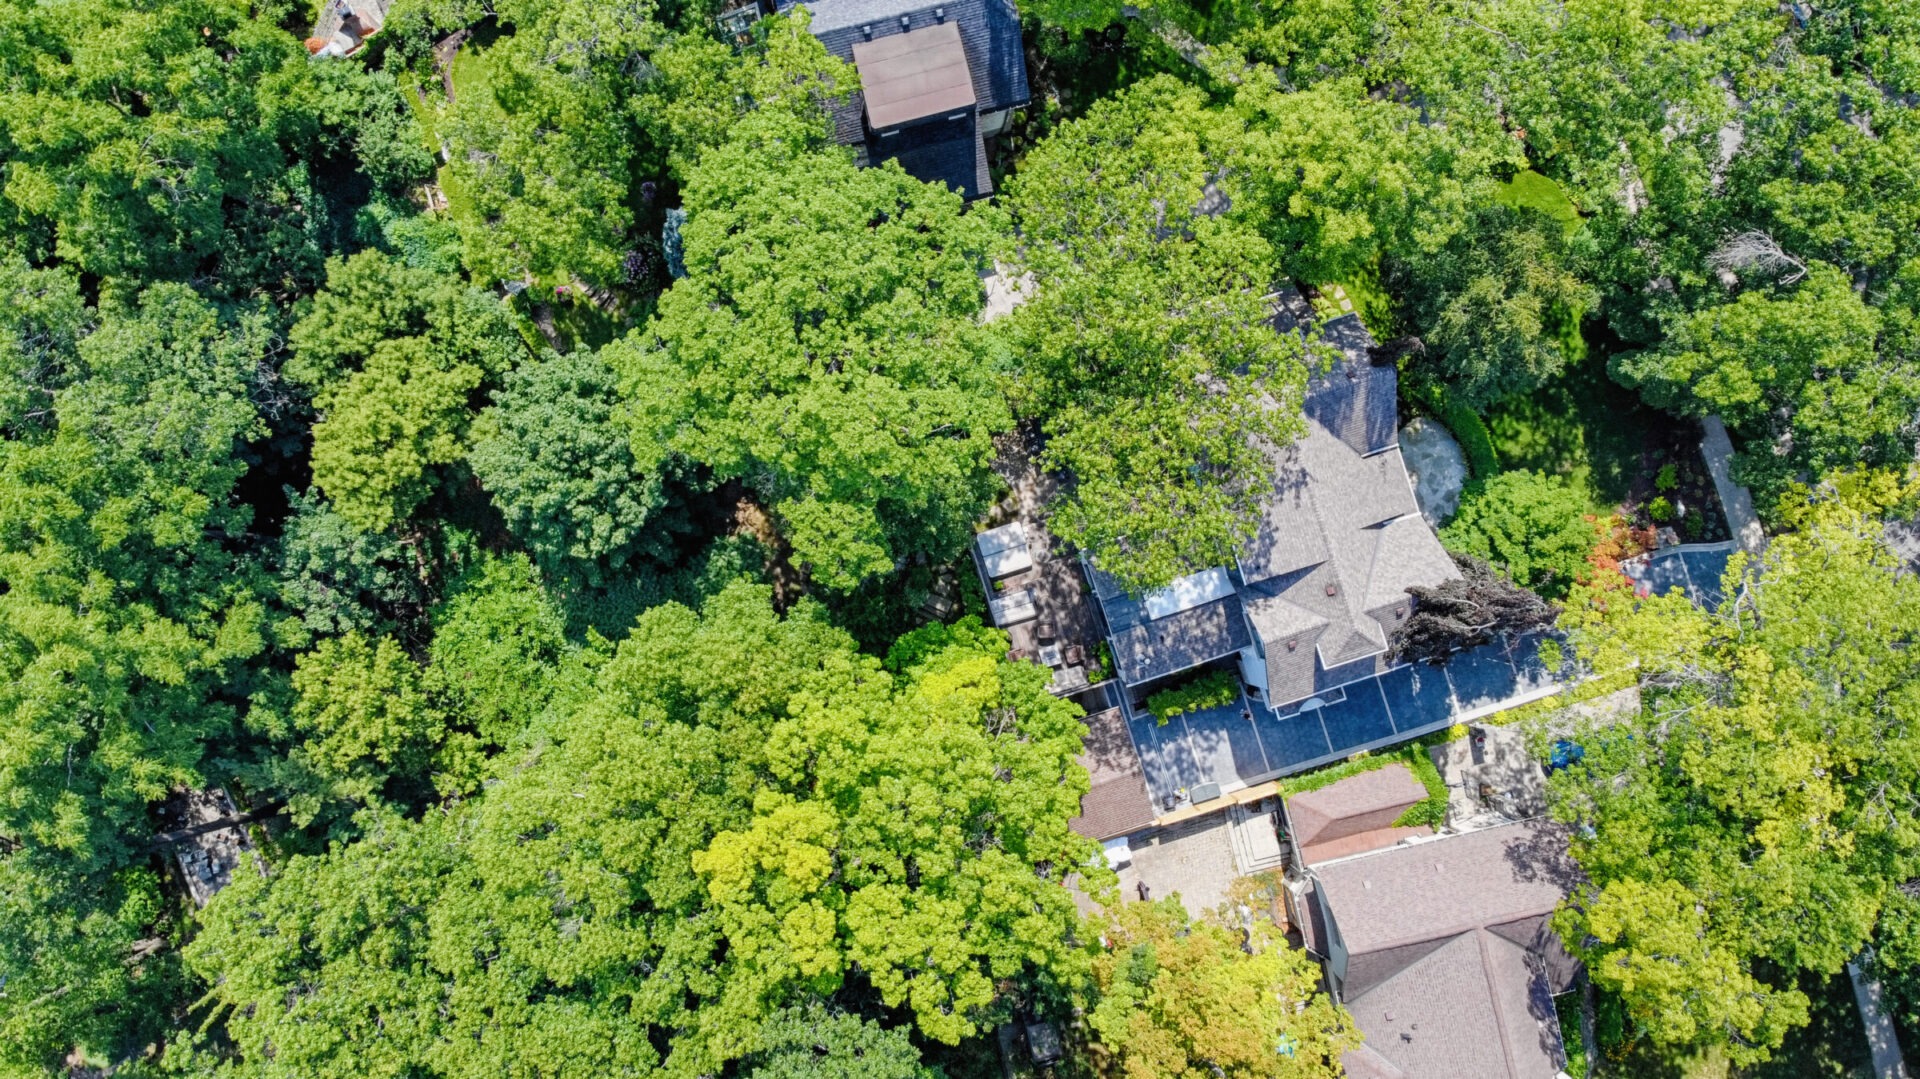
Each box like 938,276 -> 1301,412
794,0 -> 1028,199
1342,929 -> 1566,1079
1070,708 -> 1156,840
1108,594 -> 1250,686
1314,821 -> 1581,959
1305,314 -> 1399,456
1237,425 -> 1452,704
876,114 -> 986,198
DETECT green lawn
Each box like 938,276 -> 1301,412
1497,169 -> 1581,234
1312,263 -> 1395,334
1483,347 -> 1654,513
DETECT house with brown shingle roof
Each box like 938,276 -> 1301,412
1068,707 -> 1156,845
1298,819 -> 1582,1079
1283,763 -> 1433,866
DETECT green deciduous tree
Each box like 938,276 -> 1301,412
743,1004 -> 932,1078
281,632 -> 446,824
0,283 -> 268,870
289,251 -> 523,531
0,283 -> 270,1072
0,855 -> 181,1076
0,253 -> 87,434
1227,70 -> 1498,284
276,488 -> 432,637
612,118 -> 1008,589
998,76 -> 1307,592
471,348 -> 666,577
0,0 -> 426,296
1550,496 -> 1920,1064
1612,264 -> 1918,509
186,583 -> 1096,1076
640,10 -> 855,180
1393,203 -> 1598,409
427,552 -> 571,746
440,0 -> 661,286
1441,470 -> 1599,600
1080,899 -> 1358,1078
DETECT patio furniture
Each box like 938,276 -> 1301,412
1037,643 -> 1063,667
1049,665 -> 1089,693
1063,644 -> 1086,667
1035,618 -> 1058,640
988,588 -> 1038,627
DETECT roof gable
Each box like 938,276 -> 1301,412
1305,314 -> 1399,456
1313,821 -> 1582,958
1285,763 -> 1428,847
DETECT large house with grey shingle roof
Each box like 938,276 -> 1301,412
783,0 -> 1029,198
1090,296 -> 1459,711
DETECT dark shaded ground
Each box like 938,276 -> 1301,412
1591,971 -> 1873,1078
1485,337 -> 1728,542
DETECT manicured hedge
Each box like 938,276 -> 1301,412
1146,669 -> 1240,724
1441,397 -> 1501,480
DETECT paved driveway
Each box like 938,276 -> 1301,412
1126,634 -> 1558,812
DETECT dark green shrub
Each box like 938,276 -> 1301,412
1146,669 -> 1240,724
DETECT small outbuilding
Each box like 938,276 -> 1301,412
1283,763 -> 1433,866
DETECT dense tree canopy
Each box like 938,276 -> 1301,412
613,116 -> 1008,589
1550,496 -> 1920,1064
999,76 -> 1307,592
6,0 -> 1920,1072
289,250 -> 523,532
1080,899 -> 1358,1077
187,587 -> 1096,1076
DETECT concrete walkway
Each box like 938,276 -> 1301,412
1700,415 -> 1766,554
1849,961 -> 1911,1078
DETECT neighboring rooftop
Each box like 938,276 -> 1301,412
1069,708 -> 1156,841
1284,763 -> 1432,866
156,787 -> 264,908
792,0 -> 1028,198
1311,820 -> 1582,1079
851,23 -> 976,128
306,0 -> 390,56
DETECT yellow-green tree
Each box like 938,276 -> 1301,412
1551,492 -> 1920,1064
1082,900 -> 1357,1078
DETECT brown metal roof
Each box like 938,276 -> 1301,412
852,22 -> 976,130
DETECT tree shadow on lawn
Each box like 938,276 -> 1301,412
1484,333 -> 1678,514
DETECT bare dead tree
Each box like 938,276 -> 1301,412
1707,230 -> 1808,285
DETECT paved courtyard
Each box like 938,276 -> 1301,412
1124,634 -> 1560,812
1117,813 -> 1240,918
1624,542 -> 1735,609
